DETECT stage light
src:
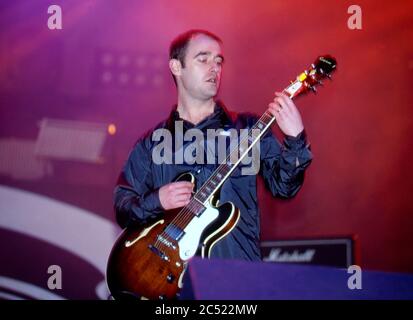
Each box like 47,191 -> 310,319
35,118 -> 109,163
101,71 -> 112,83
135,74 -> 146,86
135,56 -> 147,68
118,73 -> 130,85
107,124 -> 116,135
0,138 -> 52,180
119,54 -> 130,67
101,53 -> 113,66
94,50 -> 167,90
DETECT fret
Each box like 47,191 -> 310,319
207,179 -> 218,188
194,194 -> 206,203
181,197 -> 206,217
194,198 -> 206,214
261,111 -> 274,124
216,164 -> 231,177
247,134 -> 254,144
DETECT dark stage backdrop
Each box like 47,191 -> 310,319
0,0 -> 412,299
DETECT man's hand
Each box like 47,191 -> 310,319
159,181 -> 194,210
268,92 -> 304,137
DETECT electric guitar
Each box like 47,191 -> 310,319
106,55 -> 337,300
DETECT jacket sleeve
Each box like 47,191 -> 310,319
259,129 -> 313,198
114,140 -> 164,228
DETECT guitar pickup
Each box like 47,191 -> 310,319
157,235 -> 177,250
164,225 -> 185,242
148,244 -> 170,261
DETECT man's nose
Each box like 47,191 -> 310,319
210,62 -> 220,73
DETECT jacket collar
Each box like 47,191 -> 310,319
166,100 -> 234,131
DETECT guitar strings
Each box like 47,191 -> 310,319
155,105 -> 283,252
165,110 -> 274,233
154,110 -> 276,250
163,99 -> 284,241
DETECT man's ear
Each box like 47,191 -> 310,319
169,59 -> 182,77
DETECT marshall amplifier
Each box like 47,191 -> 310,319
260,236 -> 359,268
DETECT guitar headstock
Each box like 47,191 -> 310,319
284,55 -> 337,99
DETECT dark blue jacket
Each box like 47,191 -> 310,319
114,102 -> 312,261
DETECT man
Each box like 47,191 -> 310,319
114,29 -> 312,261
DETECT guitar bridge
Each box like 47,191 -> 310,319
157,235 -> 177,250
148,244 -> 170,261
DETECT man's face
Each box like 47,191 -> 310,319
177,34 -> 224,100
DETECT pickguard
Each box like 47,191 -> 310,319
177,203 -> 218,260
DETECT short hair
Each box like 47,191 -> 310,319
169,29 -> 222,84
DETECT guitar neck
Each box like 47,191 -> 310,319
192,112 -> 273,205
193,83 -> 302,206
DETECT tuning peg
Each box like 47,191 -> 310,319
326,74 -> 332,80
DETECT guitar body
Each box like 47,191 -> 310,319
106,172 -> 240,300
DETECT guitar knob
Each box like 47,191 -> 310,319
159,295 -> 167,300
166,274 -> 175,283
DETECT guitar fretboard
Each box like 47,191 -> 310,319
193,109 -> 276,204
